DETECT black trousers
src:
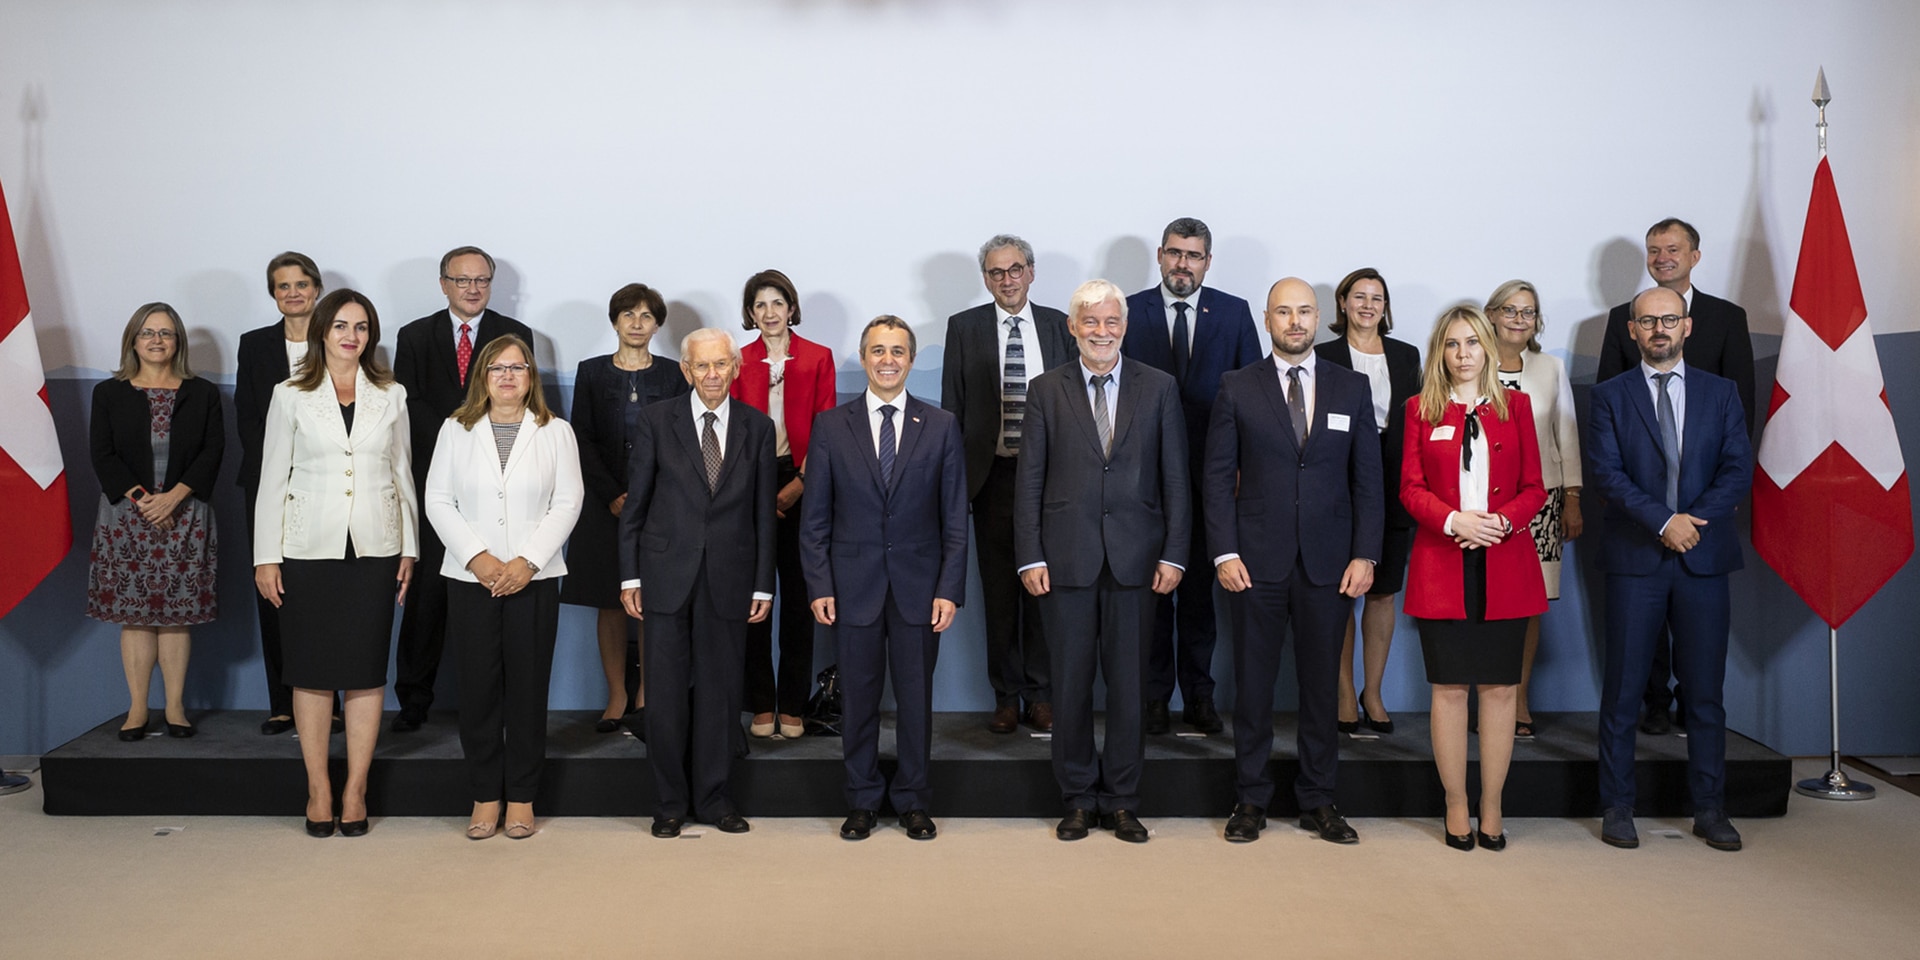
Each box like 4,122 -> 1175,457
974,455 -> 1049,707
1229,556 -> 1346,811
1148,483 -> 1217,704
746,456 -> 816,718
1042,566 -> 1155,813
242,488 -> 292,717
448,579 -> 560,804
839,590 -> 937,813
646,570 -> 748,822
394,520 -> 450,711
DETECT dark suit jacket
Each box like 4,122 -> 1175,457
1598,289 -> 1754,427
799,395 -> 969,627
1014,359 -> 1190,589
618,397 -> 777,618
393,308 -> 532,490
234,320 -> 297,491
1587,366 -> 1752,577
1315,335 -> 1422,529
570,355 -> 689,510
90,377 -> 225,503
941,302 -> 1076,501
1203,357 -> 1384,587
1121,285 -> 1263,467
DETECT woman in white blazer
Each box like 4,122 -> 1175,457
424,335 -> 583,840
1486,280 -> 1583,740
253,289 -> 418,838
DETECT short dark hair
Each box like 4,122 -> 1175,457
1160,217 -> 1212,255
265,251 -> 322,296
741,269 -> 801,331
1646,218 -> 1701,250
608,283 -> 667,325
859,315 -> 917,359
439,245 -> 495,278
1331,267 -> 1394,336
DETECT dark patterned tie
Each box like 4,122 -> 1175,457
1091,374 -> 1114,458
1002,318 -> 1026,453
456,323 -> 473,385
1171,302 -> 1191,386
1285,366 -> 1308,447
878,404 -> 897,486
1655,372 -> 1680,510
701,411 -> 722,493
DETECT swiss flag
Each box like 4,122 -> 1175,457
1753,156 -> 1914,627
0,178 -> 73,618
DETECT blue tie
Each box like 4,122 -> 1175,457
879,404 -> 897,486
1654,372 -> 1680,510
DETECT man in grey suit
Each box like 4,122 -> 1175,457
1015,279 -> 1190,844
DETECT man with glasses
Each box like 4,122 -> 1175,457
391,245 -> 533,732
1595,218 -> 1754,738
941,234 -> 1075,734
1588,286 -> 1752,851
1121,217 -> 1262,736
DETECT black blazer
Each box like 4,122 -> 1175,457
570,355 -> 690,510
89,377 -> 225,504
1014,359 -> 1190,589
1597,289 -> 1754,428
393,308 -> 533,489
234,320 -> 296,491
940,301 -> 1075,501
1315,336 -> 1422,528
618,397 -> 777,619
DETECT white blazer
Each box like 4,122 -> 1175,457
423,409 -> 583,582
254,369 -> 419,564
1511,350 -> 1582,491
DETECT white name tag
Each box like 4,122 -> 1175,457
1327,413 -> 1351,432
1430,425 -> 1456,441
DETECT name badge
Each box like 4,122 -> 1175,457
1327,413 -> 1351,432
1430,425 -> 1456,441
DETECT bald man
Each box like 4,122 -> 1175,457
1203,278 -> 1383,843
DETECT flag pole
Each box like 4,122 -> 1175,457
1792,66 -> 1874,801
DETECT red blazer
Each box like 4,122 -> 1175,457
731,332 -> 838,467
1400,390 -> 1549,621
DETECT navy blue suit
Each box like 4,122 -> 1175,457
801,394 -> 968,813
1122,285 -> 1263,707
1588,363 -> 1751,815
1204,356 -> 1383,810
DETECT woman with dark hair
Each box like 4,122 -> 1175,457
1401,305 -> 1547,850
255,289 -> 418,837
1314,267 -> 1421,735
731,269 -> 836,738
426,334 -> 583,839
562,284 -> 689,733
88,302 -> 224,740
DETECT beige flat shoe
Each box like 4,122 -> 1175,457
504,820 -> 537,840
749,714 -> 776,738
778,715 -> 806,739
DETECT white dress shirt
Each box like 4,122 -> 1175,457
865,389 -> 907,457
1163,284 -> 1202,354
1442,392 -> 1492,538
1347,347 -> 1391,435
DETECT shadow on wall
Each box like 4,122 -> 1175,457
177,271 -> 251,374
662,295 -> 719,361
1731,87 -> 1787,344
1096,235 -> 1154,294
1567,237 -> 1642,384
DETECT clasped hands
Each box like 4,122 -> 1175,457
1450,510 -> 1509,550
468,553 -> 534,598
130,485 -> 189,530
1659,513 -> 1708,553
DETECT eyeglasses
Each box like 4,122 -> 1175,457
1632,314 -> 1685,331
486,363 -> 531,377
1162,249 -> 1209,264
985,263 -> 1029,283
1496,305 -> 1539,322
136,329 -> 177,341
443,276 -> 493,289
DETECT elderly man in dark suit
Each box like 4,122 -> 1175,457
620,328 -> 776,838
390,245 -> 534,732
1205,278 -> 1384,844
803,316 -> 969,841
1122,217 -> 1263,736
1016,279 -> 1190,844
1595,218 -> 1755,738
942,234 -> 1076,734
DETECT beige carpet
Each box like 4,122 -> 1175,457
0,759 -> 1911,959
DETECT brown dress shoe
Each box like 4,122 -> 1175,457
1024,702 -> 1054,732
988,704 -> 1019,734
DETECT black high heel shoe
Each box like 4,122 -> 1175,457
1359,705 -> 1394,735
1444,829 -> 1476,851
165,720 -> 196,738
1475,828 -> 1507,851
338,818 -> 369,837
1337,718 -> 1359,734
306,818 -> 336,838
118,718 -> 151,742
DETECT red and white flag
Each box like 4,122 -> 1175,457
1753,156 -> 1914,628
0,178 -> 73,618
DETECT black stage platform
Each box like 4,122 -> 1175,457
40,711 -> 1791,819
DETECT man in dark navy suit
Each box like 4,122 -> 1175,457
1589,286 -> 1752,852
802,316 -> 969,841
1204,278 -> 1383,844
1122,217 -> 1263,735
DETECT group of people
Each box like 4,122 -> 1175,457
85,215 -> 1757,852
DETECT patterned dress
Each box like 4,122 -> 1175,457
85,388 -> 219,625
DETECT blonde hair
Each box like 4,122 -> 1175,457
1416,305 -> 1511,425
451,335 -> 552,429
113,303 -> 193,381
1484,279 -> 1544,352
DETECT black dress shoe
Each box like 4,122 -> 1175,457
1144,699 -> 1171,736
650,817 -> 684,838
338,818 -> 369,838
1298,804 -> 1359,844
1182,697 -> 1224,734
117,720 -> 150,742
1475,829 -> 1507,851
1101,810 -> 1149,843
1444,829 -> 1475,851
1639,708 -> 1672,736
1692,809 -> 1742,851
840,809 -> 876,841
899,809 -> 937,841
1056,808 -> 1095,841
165,721 -> 196,739
390,709 -> 424,733
713,812 -> 751,834
305,818 -> 336,838
260,715 -> 295,735
1224,803 -> 1267,842
594,717 -> 622,734
1359,706 -> 1394,735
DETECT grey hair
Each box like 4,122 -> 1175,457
680,327 -> 742,363
977,234 -> 1035,272
1068,279 -> 1128,322
1160,217 -> 1213,255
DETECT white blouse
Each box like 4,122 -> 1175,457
1348,347 -> 1392,435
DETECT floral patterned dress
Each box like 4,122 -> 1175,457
85,388 -> 218,625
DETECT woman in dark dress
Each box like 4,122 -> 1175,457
563,284 -> 688,732
87,302 -> 224,740
1401,305 -> 1547,850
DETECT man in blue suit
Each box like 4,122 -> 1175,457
1588,286 -> 1752,852
801,316 -> 969,842
1122,217 -> 1264,735
1204,278 -> 1383,844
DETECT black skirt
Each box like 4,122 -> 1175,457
1369,523 -> 1416,596
1416,547 -> 1525,685
558,498 -> 622,609
279,546 -> 401,691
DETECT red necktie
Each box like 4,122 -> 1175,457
457,323 -> 473,385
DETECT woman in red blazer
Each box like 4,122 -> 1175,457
1401,304 -> 1547,852
731,268 -> 839,738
